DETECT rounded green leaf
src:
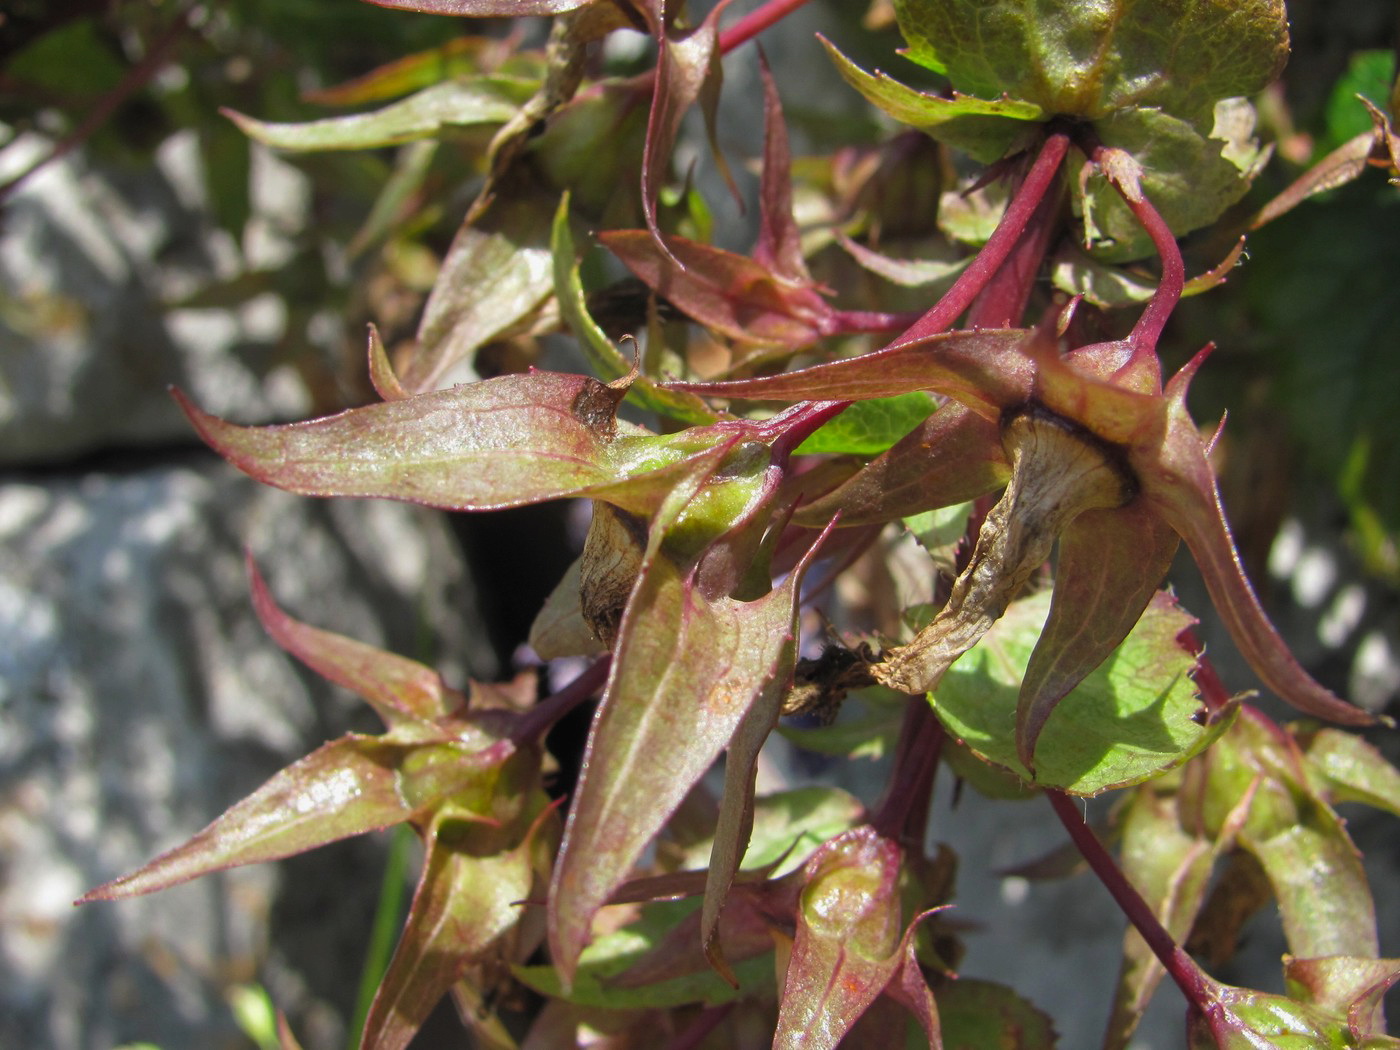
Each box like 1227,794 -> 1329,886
932,590 -> 1219,795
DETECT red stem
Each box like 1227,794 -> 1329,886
1046,790 -> 1214,1008
1087,145 -> 1185,356
514,655 -> 611,742
872,699 -> 944,846
965,162 -> 1065,329
887,130 -> 1072,349
718,0 -> 816,56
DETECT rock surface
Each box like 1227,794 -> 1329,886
0,460 -> 493,1050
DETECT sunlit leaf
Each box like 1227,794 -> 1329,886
773,827 -> 908,1050
822,35 -> 1042,163
405,184 -> 556,391
891,0 -> 1287,127
1298,726 -> 1400,819
794,393 -> 936,457
548,442 -> 814,981
225,77 -> 534,151
248,555 -> 458,730
601,229 -> 832,349
79,732 -> 504,901
932,590 -> 1219,795
360,799 -> 557,1050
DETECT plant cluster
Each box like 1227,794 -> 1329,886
78,1 -> 1400,1047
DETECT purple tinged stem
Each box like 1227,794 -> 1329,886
887,131 -> 1073,349
1047,790 -> 1215,1010
514,656 -> 611,742
717,0 -> 815,55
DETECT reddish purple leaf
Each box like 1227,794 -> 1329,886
601,229 -> 831,348
548,447 -> 817,983
79,732 -> 502,901
671,328 -> 1034,418
364,0 -> 592,15
752,52 -> 808,285
642,11 -> 721,251
248,555 -> 460,730
773,827 -> 908,1050
701,525 -> 837,981
360,799 -> 558,1050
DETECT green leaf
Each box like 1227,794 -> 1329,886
937,977 -> 1058,1049
225,77 -> 534,151
550,195 -> 716,425
518,897 -> 774,1008
176,373 -> 735,519
932,590 -> 1218,795
1080,104 -> 1265,262
405,183 -> 556,391
891,0 -> 1287,127
794,393 -> 937,457
1299,727 -> 1400,818
360,802 -> 556,1050
548,445 -> 812,981
1245,799 -> 1379,959
821,37 -> 1042,164
1104,772 -> 1217,1050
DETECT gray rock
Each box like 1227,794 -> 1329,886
0,130 -> 320,468
0,459 -> 494,1050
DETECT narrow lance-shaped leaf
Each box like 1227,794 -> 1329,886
820,35 -> 1043,164
405,184 -> 556,392
1146,374 -> 1378,729
248,555 -> 458,730
360,799 -> 558,1050
672,328 -> 1035,416
302,37 -> 514,108
78,733 -> 509,902
752,51 -> 808,285
642,8 -> 722,253
223,76 -> 534,151
601,229 -> 832,349
548,443 -> 817,982
700,523 -> 835,980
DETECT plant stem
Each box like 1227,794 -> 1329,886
887,130 -> 1072,349
965,165 -> 1065,329
515,656 -> 611,742
1046,790 -> 1215,1008
1087,145 -> 1186,355
718,0 -> 816,56
872,700 -> 944,846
